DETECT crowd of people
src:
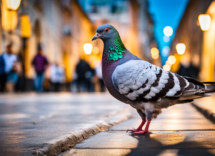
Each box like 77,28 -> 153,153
0,43 -> 105,93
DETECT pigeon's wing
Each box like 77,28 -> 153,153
112,60 -> 206,102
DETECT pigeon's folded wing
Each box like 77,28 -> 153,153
112,60 -> 206,102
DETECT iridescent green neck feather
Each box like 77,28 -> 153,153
107,37 -> 126,61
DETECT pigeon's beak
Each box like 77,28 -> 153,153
92,33 -> 101,41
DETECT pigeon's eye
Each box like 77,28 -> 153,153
104,28 -> 109,33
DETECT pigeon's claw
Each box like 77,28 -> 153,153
132,130 -> 151,135
126,128 -> 135,132
132,120 -> 151,135
126,119 -> 146,133
126,128 -> 142,133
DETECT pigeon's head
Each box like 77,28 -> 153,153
92,24 -> 119,41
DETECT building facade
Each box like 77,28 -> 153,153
169,0 -> 213,80
78,0 -> 154,61
1,0 -> 96,90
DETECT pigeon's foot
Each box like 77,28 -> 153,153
132,120 -> 151,135
126,128 -> 142,132
126,119 -> 146,133
132,130 -> 151,135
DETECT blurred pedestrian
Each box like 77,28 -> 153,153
0,52 -> 6,92
50,63 -> 65,92
32,44 -> 49,92
177,52 -> 190,77
95,63 -> 105,92
189,53 -> 200,80
75,59 -> 94,92
15,53 -> 25,92
0,43 -> 20,92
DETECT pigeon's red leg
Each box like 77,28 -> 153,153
132,120 -> 151,134
126,119 -> 146,132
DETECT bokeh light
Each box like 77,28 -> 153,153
163,26 -> 173,37
167,55 -> 176,64
163,64 -> 171,71
198,14 -> 211,31
162,46 -> 170,57
93,47 -> 100,54
176,43 -> 186,55
83,43 -> 93,55
6,0 -> 21,10
151,47 -> 159,59
163,36 -> 170,42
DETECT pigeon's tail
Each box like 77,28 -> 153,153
203,82 -> 215,93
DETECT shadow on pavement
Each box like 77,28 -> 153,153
126,134 -> 215,156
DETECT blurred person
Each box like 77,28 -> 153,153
177,52 -> 191,77
189,53 -> 200,80
177,53 -> 200,79
75,59 -> 94,92
0,43 -> 19,92
15,53 -> 25,92
95,62 -> 105,92
50,63 -> 65,92
5,60 -> 22,92
0,52 -> 6,92
32,44 -> 49,92
71,72 -> 78,93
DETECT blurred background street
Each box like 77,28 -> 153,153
0,0 -> 215,93
1,0 -> 215,155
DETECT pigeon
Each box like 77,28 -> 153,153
92,24 -> 215,134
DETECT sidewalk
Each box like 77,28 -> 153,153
192,95 -> 215,122
0,93 -> 133,156
61,104 -> 215,156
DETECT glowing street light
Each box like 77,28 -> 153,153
176,43 -> 186,55
163,26 -> 173,37
20,14 -> 31,38
162,46 -> 170,57
167,55 -> 176,65
198,14 -> 211,31
163,64 -> 170,71
150,47 -> 159,59
6,0 -> 21,10
83,43 -> 93,54
163,36 -> 170,42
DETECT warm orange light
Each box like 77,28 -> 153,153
93,47 -> 100,54
6,0 -> 21,10
167,55 -> 176,64
83,43 -> 93,54
163,64 -> 170,71
20,14 -> 31,38
198,14 -> 211,31
1,0 -> 18,31
151,47 -> 159,59
176,43 -> 186,55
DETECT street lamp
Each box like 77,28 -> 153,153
162,46 -> 170,57
1,0 -> 20,31
167,55 -> 176,65
20,14 -> 31,38
176,43 -> 186,55
163,26 -> 173,37
150,47 -> 159,59
198,14 -> 211,31
163,64 -> 170,71
83,43 -> 93,55
6,0 -> 21,10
